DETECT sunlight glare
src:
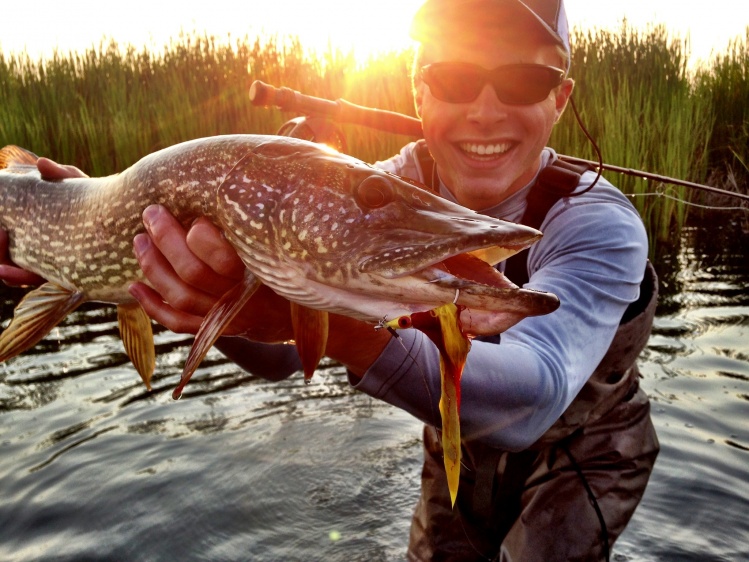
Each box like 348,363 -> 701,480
0,1 -> 424,66
1,0 -> 746,71
246,2 -> 423,65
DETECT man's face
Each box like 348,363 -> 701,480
417,33 -> 574,211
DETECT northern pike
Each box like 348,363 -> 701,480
0,134 -> 559,401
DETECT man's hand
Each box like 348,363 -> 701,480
128,205 -> 390,374
0,157 -> 88,287
0,230 -> 46,287
128,205 -> 295,343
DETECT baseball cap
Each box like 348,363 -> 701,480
411,0 -> 570,65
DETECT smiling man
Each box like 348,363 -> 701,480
0,1 -> 660,560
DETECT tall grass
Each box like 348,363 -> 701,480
551,23 -> 714,242
694,30 -> 749,193
0,25 -> 746,245
0,34 -> 415,175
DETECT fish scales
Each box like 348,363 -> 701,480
0,136 -> 255,301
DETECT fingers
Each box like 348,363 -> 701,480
128,281 -> 204,334
141,205 -> 240,297
0,264 -> 46,287
185,218 -> 246,280
131,205 -> 250,332
133,230 -> 218,318
0,229 -> 45,287
36,157 -> 88,180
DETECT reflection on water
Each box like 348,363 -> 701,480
615,219 -> 749,562
0,220 -> 747,561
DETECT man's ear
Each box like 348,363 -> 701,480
554,78 -> 575,123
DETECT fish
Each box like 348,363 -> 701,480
0,134 -> 559,399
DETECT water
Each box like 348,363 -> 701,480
0,219 -> 747,562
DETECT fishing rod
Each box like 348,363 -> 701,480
249,80 -> 749,204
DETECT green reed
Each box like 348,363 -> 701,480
551,23 -> 714,243
0,25 -> 746,247
694,30 -> 749,193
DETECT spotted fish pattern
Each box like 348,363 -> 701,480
0,134 -> 559,394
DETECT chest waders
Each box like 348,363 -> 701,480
409,148 -> 659,562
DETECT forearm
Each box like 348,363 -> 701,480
215,338 -> 301,381
215,313 -> 390,382
324,314 -> 392,377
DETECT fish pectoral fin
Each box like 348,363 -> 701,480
0,282 -> 85,362
290,303 -> 329,381
117,302 -> 155,391
172,270 -> 261,399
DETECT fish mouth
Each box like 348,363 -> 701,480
357,217 -> 560,329
426,252 -> 558,312
420,251 -> 561,335
357,213 -> 543,279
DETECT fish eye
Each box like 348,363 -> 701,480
354,175 -> 394,209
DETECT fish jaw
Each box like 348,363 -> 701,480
215,137 -> 559,335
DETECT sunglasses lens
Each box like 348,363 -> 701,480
495,66 -> 562,105
423,64 -> 563,105
424,65 -> 485,103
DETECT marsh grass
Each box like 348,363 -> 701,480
694,30 -> 749,198
551,24 -> 714,242
0,24 -> 746,245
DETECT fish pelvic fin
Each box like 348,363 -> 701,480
0,145 -> 39,172
172,270 -> 261,399
0,282 -> 85,363
117,302 -> 155,391
290,302 -> 329,382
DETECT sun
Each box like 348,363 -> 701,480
250,1 -> 424,65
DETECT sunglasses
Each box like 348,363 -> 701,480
419,62 -> 566,105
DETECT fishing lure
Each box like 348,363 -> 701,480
384,302 -> 470,507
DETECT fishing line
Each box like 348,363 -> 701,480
627,190 -> 749,212
376,320 -> 439,428
560,442 -> 611,562
568,96 -> 603,196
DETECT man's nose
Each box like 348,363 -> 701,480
465,83 -> 510,124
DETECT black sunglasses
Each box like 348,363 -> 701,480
420,62 -> 566,105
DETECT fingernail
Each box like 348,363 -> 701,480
133,233 -> 150,257
142,205 -> 159,228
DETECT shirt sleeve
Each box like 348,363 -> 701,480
216,337 -> 301,381
351,186 -> 649,451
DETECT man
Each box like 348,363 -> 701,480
1,1 -> 659,559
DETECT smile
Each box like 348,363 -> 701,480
459,141 -> 512,157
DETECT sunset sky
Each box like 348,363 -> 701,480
2,1 -> 747,69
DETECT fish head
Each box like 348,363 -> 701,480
218,137 -> 559,336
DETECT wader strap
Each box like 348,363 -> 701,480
472,447 -> 538,519
504,159 -> 591,286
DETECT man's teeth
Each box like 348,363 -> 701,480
460,142 -> 511,156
